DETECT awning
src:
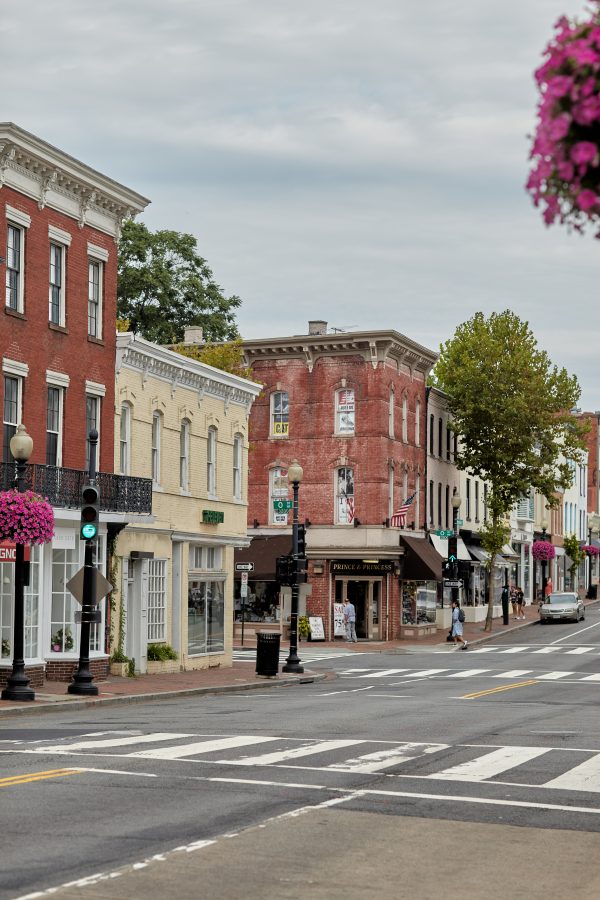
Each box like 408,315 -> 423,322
234,535 -> 292,580
429,534 -> 471,561
467,545 -> 489,564
493,554 -> 511,569
401,536 -> 443,582
501,544 -> 519,559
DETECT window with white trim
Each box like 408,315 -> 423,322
336,467 -> 355,525
180,419 -> 190,491
88,259 -> 103,338
388,389 -> 394,438
233,433 -> 243,500
271,391 -> 289,437
49,242 -> 65,325
270,466 -> 289,524
147,559 -> 167,641
46,386 -> 63,467
402,396 -> 408,442
415,399 -> 421,446
207,426 -> 217,495
85,394 -> 100,472
188,546 -> 225,655
51,547 -> 78,654
6,224 -> 24,312
152,411 -> 161,484
336,388 -> 355,435
120,403 -> 131,475
3,374 -> 21,464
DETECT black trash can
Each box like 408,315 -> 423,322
588,585 -> 597,600
255,631 -> 281,677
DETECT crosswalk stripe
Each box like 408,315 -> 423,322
328,742 -> 448,774
543,753 -> 600,792
399,669 -> 448,677
492,670 -> 532,678
533,647 -> 561,654
220,739 -> 364,767
566,648 -> 594,655
358,669 -> 409,678
580,674 -> 600,681
469,648 -> 495,653
428,746 -> 550,782
499,647 -> 529,654
447,669 -> 490,678
536,672 -> 575,680
127,735 -> 276,760
35,733 -> 192,753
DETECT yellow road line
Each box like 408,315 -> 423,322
462,679 -> 539,700
0,768 -> 80,788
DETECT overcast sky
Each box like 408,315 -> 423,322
6,0 -> 599,408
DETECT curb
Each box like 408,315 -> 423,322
0,672 -> 327,720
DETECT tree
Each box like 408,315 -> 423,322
173,339 -> 256,381
117,220 -> 241,344
435,310 -> 588,631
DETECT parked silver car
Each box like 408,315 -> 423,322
539,592 -> 585,623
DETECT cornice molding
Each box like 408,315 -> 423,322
0,122 -> 149,239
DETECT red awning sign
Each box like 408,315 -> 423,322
0,541 -> 31,563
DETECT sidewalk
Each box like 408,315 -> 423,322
0,599 -> 594,719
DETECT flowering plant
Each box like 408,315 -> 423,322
532,540 -> 556,561
0,490 -> 54,544
528,3 -> 600,234
582,544 -> 600,555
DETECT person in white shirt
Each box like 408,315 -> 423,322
343,598 -> 357,643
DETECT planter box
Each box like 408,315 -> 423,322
146,659 -> 180,675
110,662 -> 129,677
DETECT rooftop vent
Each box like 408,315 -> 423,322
308,320 -> 327,335
183,326 -> 204,345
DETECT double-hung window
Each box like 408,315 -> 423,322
46,386 -> 63,467
270,466 -> 289,524
207,426 -> 217,495
5,207 -> 30,313
233,434 -> 243,500
120,403 -> 131,475
271,391 -> 288,437
85,394 -> 100,472
336,467 -> 355,525
336,389 -> 355,435
151,412 -> 161,484
49,243 -> 65,325
87,243 -> 107,338
180,420 -> 190,492
3,375 -> 20,464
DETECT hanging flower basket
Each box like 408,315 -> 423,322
527,3 -> 600,235
532,540 -> 556,562
0,490 -> 54,544
582,544 -> 600,555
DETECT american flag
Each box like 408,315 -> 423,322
345,496 -> 355,524
390,492 -> 416,527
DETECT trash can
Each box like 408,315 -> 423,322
588,585 -> 597,600
255,631 -> 281,677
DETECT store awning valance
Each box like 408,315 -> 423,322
467,545 -> 489,564
429,534 -> 471,561
401,536 -> 443,582
501,544 -> 519,559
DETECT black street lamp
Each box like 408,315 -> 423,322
1,424 -> 35,702
282,459 -> 304,674
450,492 -> 462,606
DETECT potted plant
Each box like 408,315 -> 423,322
146,642 -> 180,674
298,616 -> 311,642
0,489 -> 54,544
51,628 -> 74,653
1,638 -> 10,658
109,648 -> 130,678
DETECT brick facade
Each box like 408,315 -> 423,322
45,657 -> 109,683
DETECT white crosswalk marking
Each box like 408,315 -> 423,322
448,669 -> 490,678
500,647 -> 529,654
128,735 -> 276,760
357,669 -> 409,678
399,669 -> 449,677
544,753 -> 600,792
492,670 -> 532,678
580,674 -> 600,681
34,733 -> 192,753
533,647 -> 562,654
469,648 -> 495,653
221,739 -> 364,767
536,672 -> 575,680
328,742 -> 448,774
428,746 -> 550,782
566,647 -> 594,655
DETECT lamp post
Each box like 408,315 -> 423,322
1,424 -> 35,702
541,518 -> 549,600
282,459 -> 304,674
451,493 -> 461,607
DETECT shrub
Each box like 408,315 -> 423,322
147,642 -> 178,661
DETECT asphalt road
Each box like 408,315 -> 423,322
2,610 -> 600,899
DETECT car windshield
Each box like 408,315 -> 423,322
546,594 -> 577,605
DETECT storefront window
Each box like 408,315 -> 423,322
24,545 -> 41,658
188,580 -> 224,654
51,547 -> 78,654
234,580 -> 280,622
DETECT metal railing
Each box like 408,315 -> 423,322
0,462 -> 152,515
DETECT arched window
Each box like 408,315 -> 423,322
415,399 -> 421,446
336,467 -> 355,524
402,395 -> 407,442
119,403 -> 131,475
388,389 -> 394,438
180,419 -> 190,491
207,426 -> 217,495
233,433 -> 243,500
151,411 -> 161,484
336,388 -> 355,435
271,391 -> 289,437
270,466 -> 289,524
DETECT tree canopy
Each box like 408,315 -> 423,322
434,310 -> 588,629
172,339 -> 256,381
117,220 -> 241,344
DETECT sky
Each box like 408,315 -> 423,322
5,0 -> 599,408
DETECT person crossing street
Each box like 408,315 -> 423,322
451,599 -> 468,650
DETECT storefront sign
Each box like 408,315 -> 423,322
202,510 -> 224,524
52,528 -> 77,550
0,540 -> 30,562
331,559 -> 395,575
333,603 -> 346,637
308,616 -> 325,641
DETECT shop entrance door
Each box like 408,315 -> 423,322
335,578 -> 382,640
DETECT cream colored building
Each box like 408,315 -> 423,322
113,333 -> 261,673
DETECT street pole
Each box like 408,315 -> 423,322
450,492 -> 461,610
541,524 -> 548,599
68,429 -> 99,696
283,461 -> 303,674
588,525 -> 593,597
1,425 -> 35,702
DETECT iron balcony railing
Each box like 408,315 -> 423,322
0,462 -> 152,515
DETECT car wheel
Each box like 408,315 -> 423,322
540,618 -> 546,624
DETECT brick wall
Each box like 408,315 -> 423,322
0,664 -> 45,689
1,185 -> 117,472
45,657 -> 109,683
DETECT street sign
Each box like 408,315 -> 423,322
444,580 -> 462,587
235,562 -> 254,572
240,583 -> 248,598
241,572 -> 249,584
456,519 -> 464,526
67,566 -> 113,607
273,499 -> 293,511
436,529 -> 453,538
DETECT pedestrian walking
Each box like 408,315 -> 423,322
510,584 -> 518,618
516,586 -> 525,619
451,599 -> 468,650
343,598 -> 357,643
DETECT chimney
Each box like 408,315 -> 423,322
308,320 -> 327,335
183,326 -> 204,345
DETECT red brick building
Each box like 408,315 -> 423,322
234,320 -> 442,642
0,123 -> 150,685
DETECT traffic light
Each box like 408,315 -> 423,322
447,534 -> 458,563
80,483 -> 100,540
297,524 -> 306,557
294,557 -> 308,584
276,555 -> 293,586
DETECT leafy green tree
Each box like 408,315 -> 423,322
117,220 -> 241,344
173,339 -> 256,381
435,310 -> 588,631
563,533 -> 585,578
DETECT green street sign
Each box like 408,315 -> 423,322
436,529 -> 453,538
456,519 -> 464,526
273,500 -> 293,511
